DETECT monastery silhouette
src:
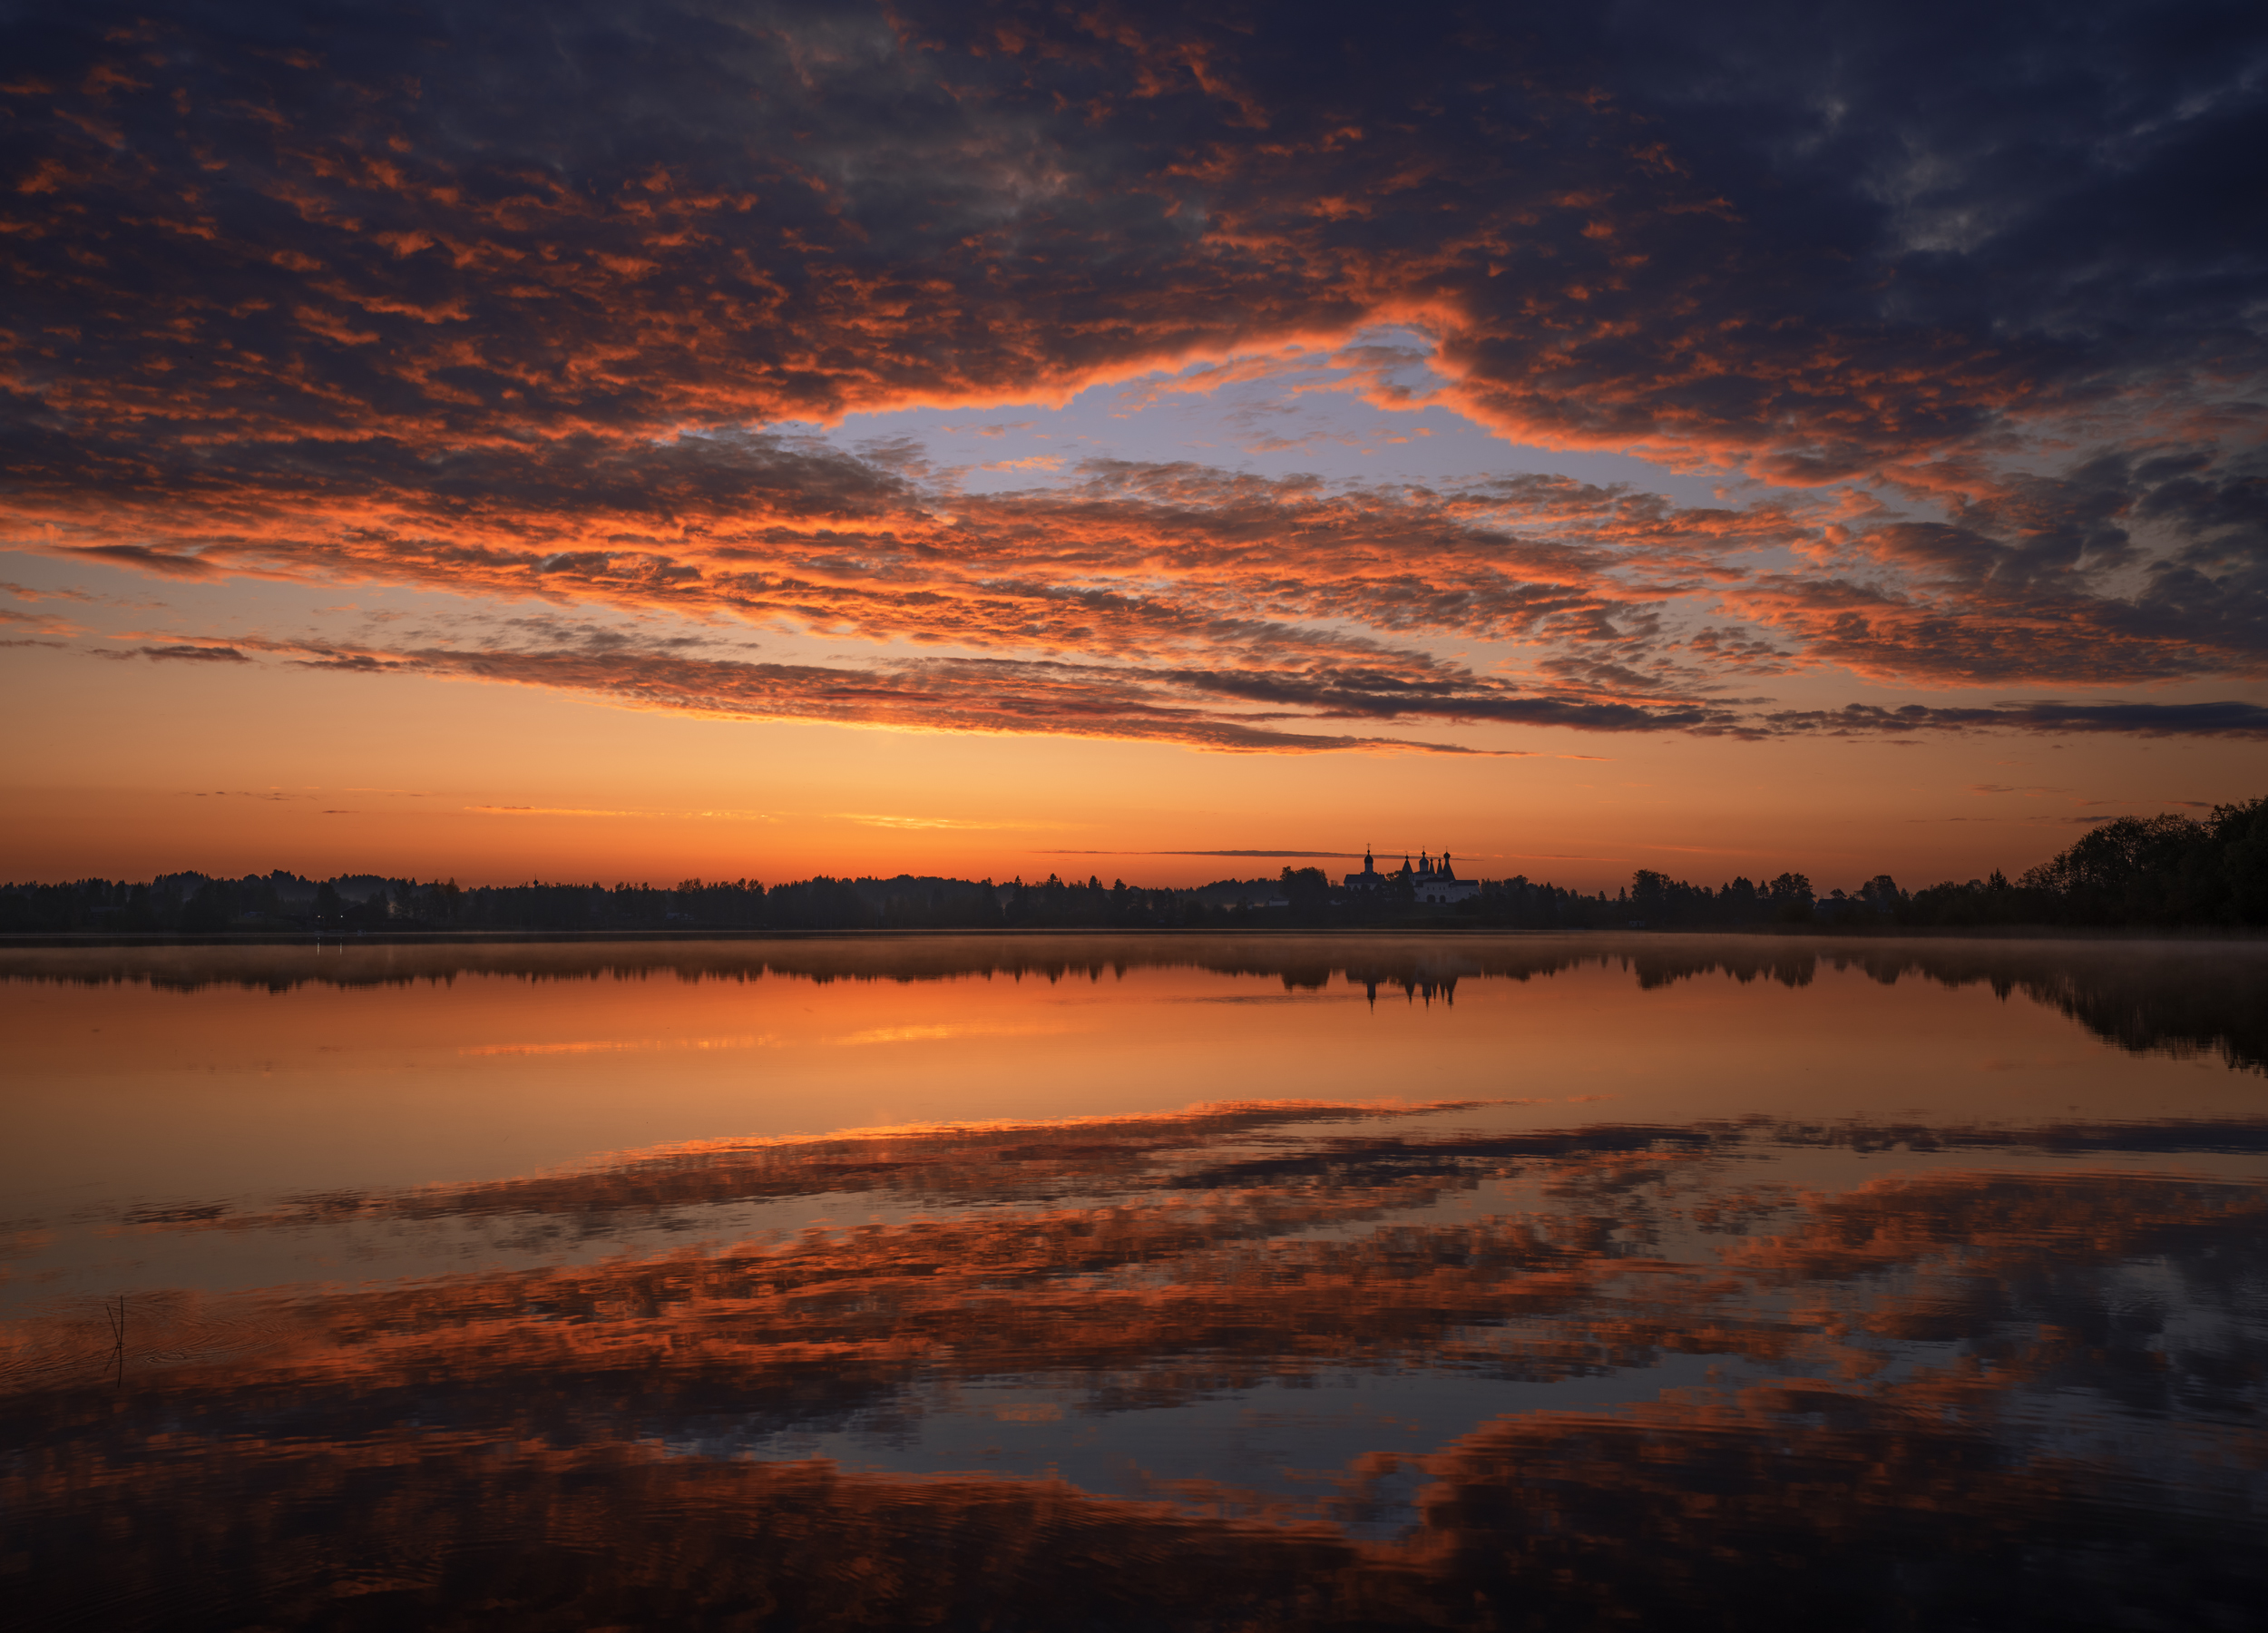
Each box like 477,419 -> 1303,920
1341,847 -> 1480,905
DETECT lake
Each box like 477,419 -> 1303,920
5,934 -> 2264,1630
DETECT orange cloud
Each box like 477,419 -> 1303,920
4,2 -> 2261,748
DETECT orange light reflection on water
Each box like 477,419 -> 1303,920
5,934 -> 2265,1628
5,935 -> 2261,1222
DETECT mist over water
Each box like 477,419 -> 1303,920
6,934 -> 2264,1629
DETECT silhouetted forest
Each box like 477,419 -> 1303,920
4,799 -> 2262,934
1618,798 -> 2268,932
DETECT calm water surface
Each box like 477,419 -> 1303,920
5,934 -> 2264,1629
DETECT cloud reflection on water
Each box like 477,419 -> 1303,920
5,935 -> 2265,1628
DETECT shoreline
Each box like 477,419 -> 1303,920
5,923 -> 2266,950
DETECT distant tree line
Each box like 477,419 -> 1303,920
0,870 -> 1290,935
3,800 -> 2261,934
1600,800 -> 2267,931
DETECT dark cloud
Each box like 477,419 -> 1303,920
60,547 -> 219,580
132,644 -> 252,663
223,628 -> 2266,748
1041,850 -> 1368,858
267,637 -> 1516,752
288,652 -> 407,673
1765,699 -> 2268,738
2,2 -> 2262,741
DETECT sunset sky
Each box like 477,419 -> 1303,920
4,1 -> 2263,890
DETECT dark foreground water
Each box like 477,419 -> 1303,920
5,934 -> 2264,1631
